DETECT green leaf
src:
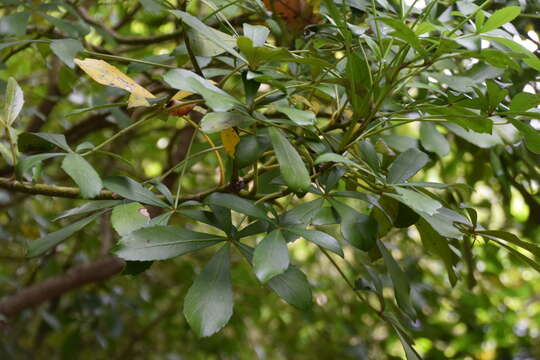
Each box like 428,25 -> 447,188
509,93 -> 540,112
163,69 -> 242,112
0,11 -> 30,36
314,153 -> 361,168
480,6 -> 521,33
417,207 -> 469,239
280,198 -> 324,225
253,230 -> 289,283
389,187 -> 442,216
122,260 -> 153,276
424,104 -> 493,133
358,140 -> 380,172
490,239 -> 540,275
205,192 -> 271,221
396,329 -> 423,360
330,199 -> 378,251
200,112 -> 253,133
40,13 -> 90,38
444,123 -> 502,148
272,106 -> 316,126
507,119 -> 540,154
50,39 -> 84,69
53,200 -> 122,221
170,10 -> 245,62
486,36 -> 540,72
416,219 -> 457,286
419,122 -> 450,157
103,176 -> 169,208
380,18 -> 426,56
139,0 -> 164,13
268,127 -> 311,192
2,77 -> 24,127
478,230 -> 540,258
377,240 -> 416,319
114,226 -> 225,261
267,265 -> 312,310
286,228 -> 343,257
31,133 -> 72,152
16,153 -> 65,179
346,51 -> 372,117
187,28 -> 233,57
62,154 -> 103,199
236,243 -> 312,310
394,202 -> 420,228
111,202 -> 150,236
27,212 -> 102,257
183,244 -> 233,337
243,23 -> 269,47
387,148 -> 429,184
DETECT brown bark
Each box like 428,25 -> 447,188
0,256 -> 125,319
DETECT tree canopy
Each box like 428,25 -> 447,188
1,0 -> 540,358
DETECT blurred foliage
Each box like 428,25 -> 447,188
1,0 -> 540,359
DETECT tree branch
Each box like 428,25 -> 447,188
75,6 -> 182,45
0,256 -> 125,319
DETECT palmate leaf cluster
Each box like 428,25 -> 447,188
1,0 -> 540,358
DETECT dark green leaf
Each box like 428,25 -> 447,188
388,187 -> 442,216
416,219 -> 457,285
387,148 -> 429,184
50,39 -> 84,68
27,212 -> 102,257
53,200 -> 122,221
236,243 -> 311,310
170,10 -> 244,61
380,18 -> 426,56
419,122 -> 450,157
200,112 -> 252,133
314,153 -> 361,168
163,69 -> 242,112
103,176 -> 169,208
479,230 -> 540,258
253,230 -> 289,283
31,133 -> 72,152
330,199 -> 378,251
377,240 -> 416,319
272,106 -> 315,126
183,244 -> 233,337
205,192 -> 271,221
394,202 -> 420,228
61,154 -> 103,199
507,119 -> 540,154
269,127 -> 311,192
122,260 -> 153,276
40,13 -> 90,38
114,226 -> 225,261
287,228 -> 343,257
280,198 -> 324,225
16,153 -> 65,180
0,11 -> 30,36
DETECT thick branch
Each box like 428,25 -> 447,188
0,256 -> 125,319
0,177 -> 231,202
0,178 -> 117,199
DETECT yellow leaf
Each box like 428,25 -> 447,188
172,90 -> 193,101
74,58 -> 155,108
220,128 -> 240,158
